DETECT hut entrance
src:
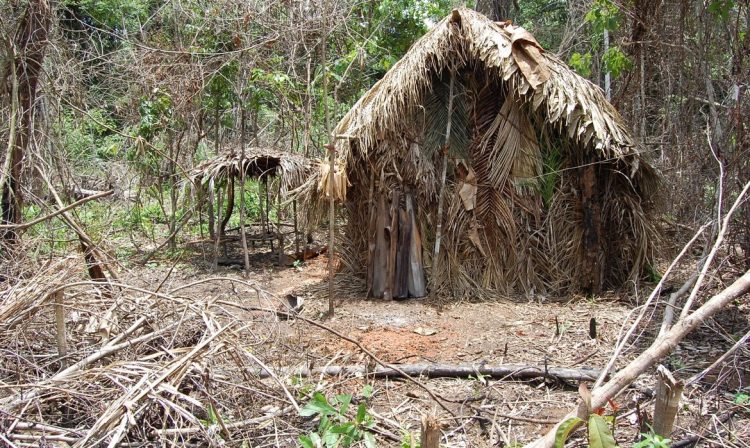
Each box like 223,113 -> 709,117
366,188 -> 427,299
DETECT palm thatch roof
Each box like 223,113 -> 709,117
191,147 -> 312,195
300,8 -> 659,298
336,8 -> 644,164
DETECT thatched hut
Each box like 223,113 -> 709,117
191,147 -> 312,259
301,8 -> 659,299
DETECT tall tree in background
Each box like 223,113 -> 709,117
1,0 -> 51,243
475,0 -> 516,21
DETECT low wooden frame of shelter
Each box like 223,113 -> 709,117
190,147 -> 312,265
296,8 -> 659,300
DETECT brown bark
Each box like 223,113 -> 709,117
1,0 -> 51,242
254,362 -> 603,382
420,415 -> 440,448
474,0 -> 514,21
580,163 -> 602,293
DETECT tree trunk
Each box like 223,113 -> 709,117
1,0 -> 51,243
474,0 -> 514,21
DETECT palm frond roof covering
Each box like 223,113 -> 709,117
190,147 -> 311,195
335,7 -> 641,170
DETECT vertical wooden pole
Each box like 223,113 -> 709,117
430,73 -> 455,296
239,109 -> 251,277
277,180 -> 284,266
213,183 -> 223,270
293,200 -> 300,256
321,0 -> 335,316
54,291 -> 68,368
326,144 -> 336,315
264,176 -> 273,252
653,365 -> 684,437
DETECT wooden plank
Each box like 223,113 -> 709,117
580,163 -> 602,293
371,194 -> 388,299
366,208 -> 377,298
406,192 -> 426,297
384,190 -> 400,300
394,208 -> 410,299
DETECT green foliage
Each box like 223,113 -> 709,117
554,413 -> 618,448
585,0 -> 621,33
734,392 -> 749,405
602,47 -> 632,78
299,389 -> 376,448
400,429 -> 420,448
540,147 -> 562,207
568,52 -> 593,78
137,89 -> 173,141
58,108 -> 125,163
66,0 -> 153,31
588,414 -> 618,448
579,0 -> 631,81
707,0 -> 735,21
511,0 -> 568,50
633,429 -> 671,448
554,417 -> 584,448
645,264 -> 662,283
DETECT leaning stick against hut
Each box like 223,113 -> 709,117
430,73 -> 455,296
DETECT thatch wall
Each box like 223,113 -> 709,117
300,8 -> 659,298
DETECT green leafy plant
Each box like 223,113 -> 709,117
555,414 -> 618,448
299,389 -> 376,448
555,385 -> 619,448
568,52 -> 593,78
602,47 -> 633,78
633,429 -> 671,448
734,392 -> 749,405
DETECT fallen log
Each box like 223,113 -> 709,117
254,363 -> 603,382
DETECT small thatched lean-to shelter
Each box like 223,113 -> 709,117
190,147 -> 312,261
301,8 -> 659,299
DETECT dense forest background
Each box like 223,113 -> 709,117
0,0 -> 747,264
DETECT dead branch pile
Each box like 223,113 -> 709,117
0,264 -> 308,446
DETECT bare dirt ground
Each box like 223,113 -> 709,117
116,244 -> 749,447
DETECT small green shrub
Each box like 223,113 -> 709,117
299,387 -> 376,448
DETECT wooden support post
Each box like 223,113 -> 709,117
212,184 -> 223,270
293,200 -> 300,256
326,144 -> 336,315
54,291 -> 67,368
420,414 -> 440,448
277,180 -> 284,266
653,365 -> 684,437
264,176 -> 273,252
